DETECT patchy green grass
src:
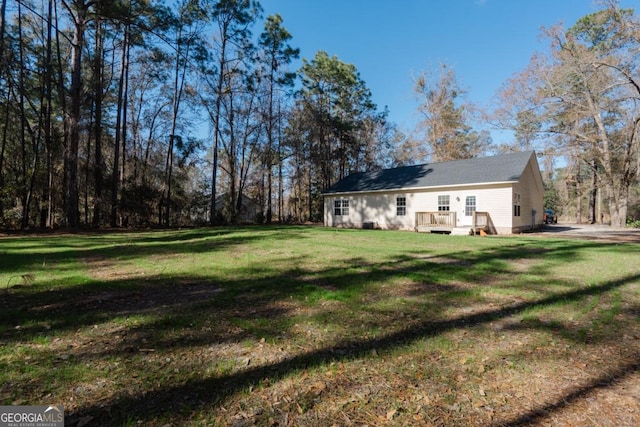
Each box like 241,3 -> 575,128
1,226 -> 639,426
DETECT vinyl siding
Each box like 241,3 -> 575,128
324,183 -> 515,232
323,152 -> 545,234
324,193 -> 414,230
512,156 -> 545,232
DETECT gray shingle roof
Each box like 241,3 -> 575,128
323,151 -> 535,194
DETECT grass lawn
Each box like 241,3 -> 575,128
1,226 -> 639,426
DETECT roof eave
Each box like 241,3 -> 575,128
322,180 -> 517,196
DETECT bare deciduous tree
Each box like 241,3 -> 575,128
414,63 -> 489,162
492,2 -> 640,226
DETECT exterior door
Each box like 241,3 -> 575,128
462,195 -> 476,226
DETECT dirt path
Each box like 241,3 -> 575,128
531,223 -> 640,243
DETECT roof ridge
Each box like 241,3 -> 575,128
396,150 -> 534,169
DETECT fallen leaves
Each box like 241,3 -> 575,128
386,408 -> 398,420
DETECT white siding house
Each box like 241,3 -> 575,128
323,151 -> 544,235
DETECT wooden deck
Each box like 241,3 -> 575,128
415,211 -> 495,235
415,212 -> 456,233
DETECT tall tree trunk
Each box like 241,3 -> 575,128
17,0 -> 28,228
588,159 -> 597,224
43,0 -> 53,228
266,165 -> 272,223
164,24 -> 190,227
295,144 -> 304,221
277,108 -> 284,222
121,32 -> 130,223
265,61 -> 275,224
307,162 -> 312,222
0,0 -> 6,68
111,26 -> 128,227
92,18 -> 104,226
165,49 -> 180,226
64,1 -> 87,228
0,0 -> 6,217
84,110 -> 92,225
46,139 -> 53,228
50,0 -> 67,228
164,135 -> 174,225
26,0 -> 55,229
235,93 -> 258,224
227,92 -> 237,223
0,0 -> 6,208
575,163 -> 583,224
586,88 -> 627,227
24,143 -> 40,230
0,0 -> 6,219
607,182 -> 629,228
210,34 -> 227,226
16,1 -> 42,229
0,101 -> 8,220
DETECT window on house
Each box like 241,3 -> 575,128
396,196 -> 406,216
438,195 -> 450,211
514,193 -> 521,217
465,196 -> 476,216
334,199 -> 349,216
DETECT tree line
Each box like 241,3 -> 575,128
493,0 -> 640,227
0,0 -> 638,229
0,0 -> 391,229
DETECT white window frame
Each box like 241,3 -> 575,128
396,196 -> 406,216
334,199 -> 349,216
438,195 -> 450,211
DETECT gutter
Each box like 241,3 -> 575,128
322,180 -> 517,196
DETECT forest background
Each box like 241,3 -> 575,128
0,0 -> 639,230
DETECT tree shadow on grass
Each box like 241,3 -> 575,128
0,226 -> 312,275
63,272 -> 640,426
0,236 -> 606,344
2,229 -> 639,424
492,357 -> 640,426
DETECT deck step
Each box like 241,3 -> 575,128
451,227 -> 472,236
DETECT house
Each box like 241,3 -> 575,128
322,151 -> 544,235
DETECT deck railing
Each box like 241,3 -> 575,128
473,211 -> 488,229
416,211 -> 495,234
472,211 -> 496,234
415,211 -> 456,229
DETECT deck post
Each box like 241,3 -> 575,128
472,212 -> 476,235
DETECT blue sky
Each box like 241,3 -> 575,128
259,0 -> 636,143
